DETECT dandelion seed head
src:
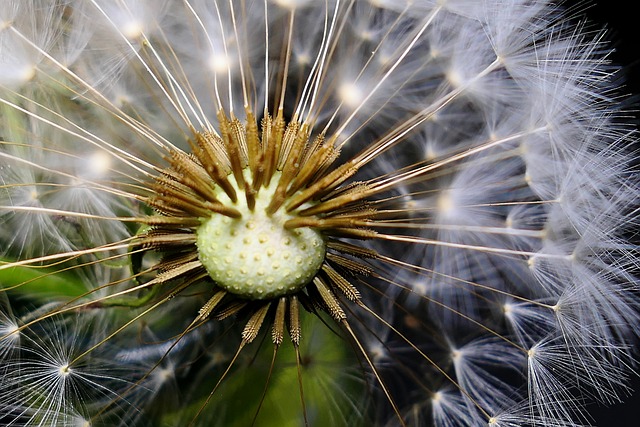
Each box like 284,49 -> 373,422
16,65 -> 36,85
121,21 -> 145,40
412,280 -> 428,296
436,190 -> 455,217
295,51 -> 312,66
58,363 -> 72,377
155,366 -> 174,382
502,303 -> 512,314
207,53 -> 232,74
0,322 -> 19,339
75,151 -> 113,180
446,68 -> 463,88
451,349 -> 461,361
73,417 -> 92,427
369,342 -> 388,362
0,43 -> 37,89
97,0 -> 165,41
273,0 -> 316,10
338,82 -> 365,110
28,188 -> 39,202
0,310 -> 20,361
1,0 -> 638,425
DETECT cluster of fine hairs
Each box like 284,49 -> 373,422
0,1 -> 638,426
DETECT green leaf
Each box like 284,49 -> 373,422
0,258 -> 88,301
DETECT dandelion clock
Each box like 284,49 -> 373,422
1,1 -> 638,426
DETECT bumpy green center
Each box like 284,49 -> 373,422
196,173 -> 326,299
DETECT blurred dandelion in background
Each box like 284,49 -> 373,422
1,0 -> 638,426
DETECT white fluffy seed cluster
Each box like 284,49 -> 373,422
0,1 -> 638,426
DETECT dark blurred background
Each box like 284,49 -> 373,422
579,0 -> 640,108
